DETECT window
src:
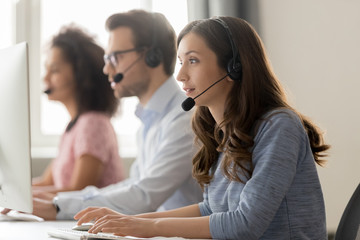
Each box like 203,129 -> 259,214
6,0 -> 188,158
39,0 -> 146,158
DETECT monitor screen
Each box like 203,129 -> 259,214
0,42 -> 32,213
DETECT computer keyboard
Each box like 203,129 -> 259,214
48,228 -> 142,240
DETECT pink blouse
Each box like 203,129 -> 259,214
51,111 -> 124,189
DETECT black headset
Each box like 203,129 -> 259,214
212,18 -> 242,82
145,13 -> 162,68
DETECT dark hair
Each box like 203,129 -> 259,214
178,17 -> 330,189
105,9 -> 176,76
50,25 -> 118,116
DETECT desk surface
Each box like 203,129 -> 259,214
0,221 -> 198,240
0,220 -> 75,240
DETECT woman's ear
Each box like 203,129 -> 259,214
226,75 -> 234,82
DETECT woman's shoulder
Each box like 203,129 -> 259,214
255,108 -> 305,137
252,108 -> 308,151
261,108 -> 301,125
75,111 -> 112,130
78,111 -> 111,122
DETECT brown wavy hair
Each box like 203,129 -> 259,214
50,25 -> 118,116
177,17 -> 330,189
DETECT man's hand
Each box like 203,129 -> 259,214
1,194 -> 57,220
32,197 -> 57,220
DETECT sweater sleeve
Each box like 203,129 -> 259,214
198,187 -> 212,216
209,111 -> 308,239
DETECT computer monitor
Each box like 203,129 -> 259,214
0,42 -> 32,213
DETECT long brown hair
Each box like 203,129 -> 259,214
177,17 -> 330,189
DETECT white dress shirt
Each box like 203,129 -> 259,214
56,77 -> 203,220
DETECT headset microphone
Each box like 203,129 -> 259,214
113,73 -> 123,83
43,78 -> 75,95
113,55 -> 143,83
181,97 -> 195,112
181,74 -> 229,111
44,89 -> 52,94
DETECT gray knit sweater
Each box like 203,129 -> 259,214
199,109 -> 326,239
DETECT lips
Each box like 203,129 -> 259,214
183,87 -> 195,97
110,81 -> 118,89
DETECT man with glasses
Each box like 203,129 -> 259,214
31,9 -> 202,220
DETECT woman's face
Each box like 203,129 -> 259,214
43,47 -> 76,104
177,32 -> 233,110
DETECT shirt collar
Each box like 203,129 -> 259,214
135,76 -> 178,123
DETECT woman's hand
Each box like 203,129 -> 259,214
74,207 -> 120,224
91,215 -> 156,238
74,207 -> 157,238
1,208 -> 11,215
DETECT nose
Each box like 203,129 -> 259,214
103,61 -> 110,75
176,65 -> 188,83
43,70 -> 50,83
103,62 -> 114,82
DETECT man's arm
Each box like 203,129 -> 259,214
54,111 -> 200,220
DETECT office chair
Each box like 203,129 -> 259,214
335,183 -> 360,240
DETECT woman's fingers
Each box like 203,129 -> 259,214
74,207 -> 105,225
75,207 -> 124,226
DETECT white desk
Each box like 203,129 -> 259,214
0,221 -> 199,240
0,220 -> 75,240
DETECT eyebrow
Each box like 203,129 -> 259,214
178,50 -> 201,60
44,61 -> 63,69
184,50 -> 200,55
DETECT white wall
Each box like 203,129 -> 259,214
255,0 -> 360,232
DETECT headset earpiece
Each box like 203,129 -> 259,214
145,13 -> 162,68
227,57 -> 242,81
213,18 -> 242,82
145,47 -> 162,68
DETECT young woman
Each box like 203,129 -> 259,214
74,17 -> 330,239
32,25 -> 124,194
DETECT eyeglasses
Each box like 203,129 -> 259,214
104,47 -> 142,67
